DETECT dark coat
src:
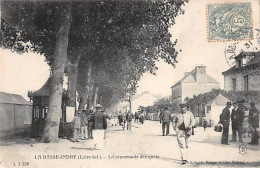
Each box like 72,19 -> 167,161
235,106 -> 245,126
220,107 -> 230,128
249,107 -> 259,128
93,111 -> 105,130
230,107 -> 238,123
161,110 -> 171,122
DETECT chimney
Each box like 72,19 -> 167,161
184,72 -> 189,76
195,65 -> 207,83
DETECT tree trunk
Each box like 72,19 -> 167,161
93,87 -> 99,107
78,59 -> 92,112
87,79 -> 94,110
41,3 -> 71,143
65,55 -> 81,107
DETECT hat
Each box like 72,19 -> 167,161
227,102 -> 232,105
179,103 -> 187,108
95,104 -> 102,108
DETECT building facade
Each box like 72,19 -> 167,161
222,51 -> 260,92
171,66 -> 220,112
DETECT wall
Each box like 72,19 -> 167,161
171,84 -> 182,100
181,83 -> 220,101
0,104 -> 32,137
224,72 -> 260,91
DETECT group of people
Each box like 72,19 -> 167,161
219,101 -> 259,146
117,111 -> 144,131
160,104 -> 196,165
71,104 -> 110,150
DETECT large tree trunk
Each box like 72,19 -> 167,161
65,55 -> 81,107
42,3 -> 71,143
87,79 -> 94,110
93,86 -> 99,107
78,59 -> 92,112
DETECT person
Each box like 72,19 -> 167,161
161,107 -> 171,136
121,112 -> 126,130
134,112 -> 139,123
87,110 -> 94,139
236,100 -> 246,143
219,102 -> 232,145
203,119 -> 207,131
230,102 -> 239,142
118,111 -> 123,126
139,115 -> 144,124
248,102 -> 259,145
93,104 -> 106,150
72,111 -> 81,142
172,103 -> 195,165
159,109 -> 163,124
126,111 -> 133,131
80,110 -> 88,140
102,110 -> 110,139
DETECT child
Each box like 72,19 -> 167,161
72,111 -> 81,142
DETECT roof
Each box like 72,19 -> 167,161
31,77 -> 52,97
171,69 -> 220,87
207,94 -> 232,106
0,91 -> 32,105
223,51 -> 260,74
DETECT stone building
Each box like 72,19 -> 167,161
171,66 -> 220,112
222,51 -> 260,91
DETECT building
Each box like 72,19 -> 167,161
222,51 -> 260,91
0,91 -> 32,137
171,66 -> 220,112
28,76 -> 73,137
117,92 -> 157,113
205,94 -> 232,127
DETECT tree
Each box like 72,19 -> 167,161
1,0 -> 188,142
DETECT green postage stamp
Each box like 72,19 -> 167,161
207,3 -> 253,42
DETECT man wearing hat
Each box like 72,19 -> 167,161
92,104 -> 106,150
161,106 -> 172,136
172,103 -> 195,165
248,102 -> 259,145
230,101 -> 238,142
219,102 -> 232,145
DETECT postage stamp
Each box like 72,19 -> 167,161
207,3 -> 253,42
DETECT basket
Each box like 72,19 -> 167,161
214,123 -> 223,132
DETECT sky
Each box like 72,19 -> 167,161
0,0 -> 259,101
136,0 -> 260,97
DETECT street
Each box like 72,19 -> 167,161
0,120 -> 259,168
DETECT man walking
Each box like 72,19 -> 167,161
134,112 -> 139,123
172,103 -> 195,165
161,107 -> 171,136
87,110 -> 94,139
230,102 -> 238,142
248,102 -> 259,145
126,111 -> 133,131
93,104 -> 106,150
219,102 -> 232,145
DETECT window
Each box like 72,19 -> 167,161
232,78 -> 236,91
244,75 -> 249,91
34,107 -> 39,118
207,106 -> 211,113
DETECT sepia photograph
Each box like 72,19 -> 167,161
0,0 -> 259,168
